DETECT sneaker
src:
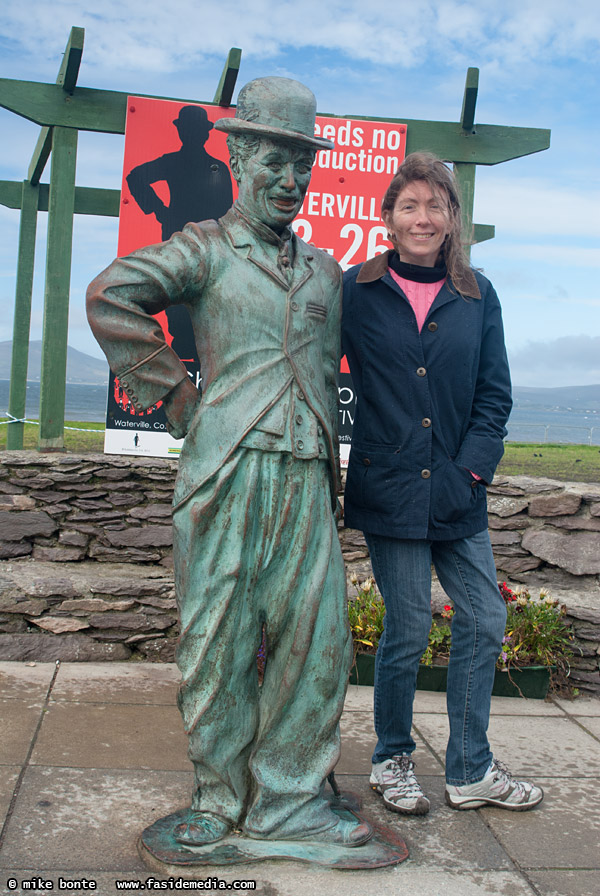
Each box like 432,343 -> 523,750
370,754 -> 430,815
445,758 -> 544,811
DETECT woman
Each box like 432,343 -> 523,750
342,152 -> 543,816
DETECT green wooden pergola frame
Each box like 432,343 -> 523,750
0,27 -> 550,451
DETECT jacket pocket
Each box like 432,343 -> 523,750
430,459 -> 481,526
345,444 -> 403,515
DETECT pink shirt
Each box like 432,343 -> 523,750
389,268 -> 445,333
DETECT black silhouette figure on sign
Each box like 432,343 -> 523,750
126,105 -> 234,363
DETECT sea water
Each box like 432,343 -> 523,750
2,380 -> 599,445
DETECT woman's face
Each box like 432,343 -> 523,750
383,179 -> 451,267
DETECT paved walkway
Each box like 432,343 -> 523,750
0,661 -> 599,896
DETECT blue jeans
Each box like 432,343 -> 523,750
365,530 -> 507,785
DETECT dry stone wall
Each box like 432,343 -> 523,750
1,452 -> 598,692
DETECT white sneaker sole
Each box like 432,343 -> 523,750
445,787 -> 544,812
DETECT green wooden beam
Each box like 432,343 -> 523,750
6,182 -> 39,450
27,27 -> 85,185
473,223 -> 495,244
38,127 -> 78,450
1,78 -> 551,163
0,180 -> 121,216
0,180 -> 23,207
0,79 -> 200,134
461,67 -> 479,132
28,129 -> 53,185
213,47 -> 242,106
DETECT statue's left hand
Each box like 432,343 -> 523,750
163,377 -> 201,441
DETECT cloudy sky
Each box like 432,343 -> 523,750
1,0 -> 599,388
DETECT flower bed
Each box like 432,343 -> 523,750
348,576 -> 576,697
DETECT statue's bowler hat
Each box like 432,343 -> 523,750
214,77 -> 334,151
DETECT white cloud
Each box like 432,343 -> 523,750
509,335 -> 600,387
2,1 -> 600,78
474,175 -> 600,240
486,243 -> 600,269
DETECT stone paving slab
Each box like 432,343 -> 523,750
414,711 -> 600,776
30,702 -> 190,771
343,682 -> 374,711
0,700 -> 43,766
575,715 -> 600,738
555,695 -> 600,716
528,869 -> 598,896
0,661 -> 55,700
1,662 -> 599,895
337,713 -> 441,775
409,687 -> 566,716
337,775 -> 514,872
482,776 -> 600,869
0,767 -> 192,873
50,661 -> 180,705
0,767 -> 19,825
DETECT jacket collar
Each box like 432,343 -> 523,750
356,249 -> 481,299
220,207 -> 314,294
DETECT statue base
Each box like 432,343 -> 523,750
138,792 -> 408,872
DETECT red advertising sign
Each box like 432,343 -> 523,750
294,116 -> 406,269
104,97 -> 406,459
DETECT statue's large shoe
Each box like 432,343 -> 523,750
173,812 -> 231,846
247,817 -> 373,848
313,818 -> 373,847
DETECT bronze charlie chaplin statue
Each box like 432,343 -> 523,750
87,77 -> 373,852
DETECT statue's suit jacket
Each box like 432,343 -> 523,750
86,208 -> 342,511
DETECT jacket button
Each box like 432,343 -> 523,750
296,439 -> 304,451
363,457 -> 371,466
317,425 -> 323,435
318,444 -> 324,454
421,469 -> 431,479
422,418 -> 431,428
295,414 -> 303,425
428,322 -> 438,332
297,390 -> 305,400
416,367 -> 427,377
291,301 -> 299,311
471,480 -> 478,489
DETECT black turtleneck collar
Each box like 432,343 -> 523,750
388,251 -> 447,283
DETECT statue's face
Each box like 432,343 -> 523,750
236,139 -> 315,232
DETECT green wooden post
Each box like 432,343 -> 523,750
213,48 -> 241,106
454,162 -> 476,259
6,180 -> 39,449
454,68 -> 478,259
38,126 -> 78,450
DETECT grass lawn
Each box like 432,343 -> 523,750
498,442 -> 600,483
2,422 -> 600,483
0,419 -> 105,453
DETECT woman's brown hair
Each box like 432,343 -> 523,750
382,151 -> 472,287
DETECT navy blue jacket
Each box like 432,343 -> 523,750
342,251 -> 512,541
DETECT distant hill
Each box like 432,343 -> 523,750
1,341 -> 599,404
0,341 -> 109,385
512,385 -> 600,412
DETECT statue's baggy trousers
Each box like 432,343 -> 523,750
174,448 -> 351,839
